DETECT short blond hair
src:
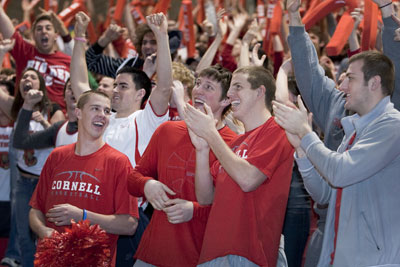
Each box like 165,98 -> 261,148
172,62 -> 195,98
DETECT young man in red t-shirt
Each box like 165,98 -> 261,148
29,91 -> 138,265
127,65 -> 236,267
0,7 -> 70,112
185,66 -> 294,267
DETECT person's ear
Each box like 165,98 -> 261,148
75,107 -> 82,120
257,85 -> 266,98
136,88 -> 146,101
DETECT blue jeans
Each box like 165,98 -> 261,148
282,208 -> 310,267
15,172 -> 38,267
4,133 -> 21,262
116,207 -> 150,266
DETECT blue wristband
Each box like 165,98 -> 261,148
82,209 -> 87,220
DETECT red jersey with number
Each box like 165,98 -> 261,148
11,31 -> 70,112
128,120 -> 236,267
198,117 -> 294,266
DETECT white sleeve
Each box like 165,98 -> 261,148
135,101 -> 169,155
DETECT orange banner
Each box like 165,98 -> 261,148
326,12 -> 354,56
131,3 -> 146,24
263,0 -> 281,56
257,0 -> 266,37
302,0 -> 357,30
58,2 -> 84,22
196,0 -> 205,25
361,0 -> 379,51
152,0 -> 171,14
112,0 -> 126,24
179,0 -> 195,58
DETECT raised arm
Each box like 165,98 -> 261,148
147,13 -> 172,115
275,59 -> 292,104
122,1 -> 137,44
0,39 -> 15,119
239,19 -> 261,68
85,24 -> 128,78
0,5 -> 16,39
196,9 -> 227,73
71,12 -> 91,99
377,0 -> 400,110
348,8 -> 362,53
13,90 -> 64,149
286,0 -> 345,135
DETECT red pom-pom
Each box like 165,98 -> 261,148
34,220 -> 111,267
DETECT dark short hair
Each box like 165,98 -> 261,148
349,51 -> 394,96
233,66 -> 276,112
32,14 -> 55,33
116,66 -> 152,106
198,65 -> 232,116
77,90 -> 110,109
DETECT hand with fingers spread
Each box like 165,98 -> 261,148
74,11 -> 91,38
272,95 -> 312,139
146,13 -> 168,36
22,0 -> 40,12
231,12 -> 248,31
163,198 -> 194,224
144,180 -> 176,210
251,43 -> 266,67
216,9 -> 228,37
184,103 -> 216,140
242,19 -> 260,45
46,203 -> 83,226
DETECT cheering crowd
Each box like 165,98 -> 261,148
0,0 -> 399,266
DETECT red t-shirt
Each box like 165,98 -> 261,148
11,31 -> 71,112
198,117 -> 294,266
128,120 -> 236,267
30,143 -> 138,262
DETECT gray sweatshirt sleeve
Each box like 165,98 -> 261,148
300,119 -> 400,188
382,17 -> 400,110
295,152 -> 332,205
287,26 -> 346,132
13,109 -> 64,149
